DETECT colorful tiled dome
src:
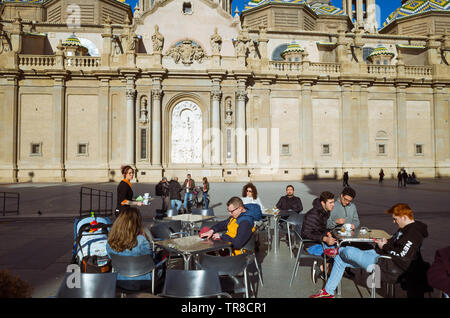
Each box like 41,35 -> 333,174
281,42 -> 304,57
382,0 -> 450,28
244,0 -> 345,16
367,46 -> 395,59
62,33 -> 83,47
309,2 -> 345,16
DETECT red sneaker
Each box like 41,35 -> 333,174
309,288 -> 335,298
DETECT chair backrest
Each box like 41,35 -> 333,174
241,233 -> 256,253
160,269 -> 225,298
166,209 -> 178,217
110,253 -> 155,277
150,223 -> 175,239
191,208 -> 214,216
291,213 -> 305,235
199,253 -> 247,276
56,272 -> 117,298
155,219 -> 183,233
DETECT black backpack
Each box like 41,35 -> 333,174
155,182 -> 163,196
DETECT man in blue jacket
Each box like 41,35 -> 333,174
200,196 -> 262,255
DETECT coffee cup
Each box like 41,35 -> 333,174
144,193 -> 149,199
344,223 -> 352,232
143,199 -> 149,205
359,227 -> 368,234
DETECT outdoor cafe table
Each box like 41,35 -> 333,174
163,214 -> 216,235
262,209 -> 297,255
154,235 -> 232,270
332,227 -> 391,297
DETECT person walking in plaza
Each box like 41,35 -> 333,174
183,174 -> 195,211
310,203 -> 428,298
106,207 -> 160,291
168,177 -> 182,212
343,171 -> 349,187
327,187 -> 360,230
155,177 -> 170,212
241,182 -> 265,212
200,196 -> 262,255
397,170 -> 403,187
116,165 -> 143,215
202,177 -> 210,209
379,169 -> 385,184
402,169 -> 408,187
301,191 -> 337,282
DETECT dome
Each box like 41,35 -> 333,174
382,0 -> 450,29
367,46 -> 395,59
245,0 -> 307,11
309,2 -> 345,16
281,42 -> 304,56
244,0 -> 345,16
62,33 -> 83,47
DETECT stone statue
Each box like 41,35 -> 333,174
139,96 -> 148,123
168,40 -> 205,65
112,36 -> 123,56
168,46 -> 181,63
210,27 -> 222,55
224,99 -> 233,125
248,40 -> 258,59
152,25 -> 164,53
235,26 -> 250,56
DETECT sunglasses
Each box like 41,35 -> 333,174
247,190 -> 253,193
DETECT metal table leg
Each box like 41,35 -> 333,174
273,215 -> 280,255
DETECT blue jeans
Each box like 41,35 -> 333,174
324,246 -> 380,295
184,192 -> 193,209
171,199 -> 182,211
203,192 -> 209,209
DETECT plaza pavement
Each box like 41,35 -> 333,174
0,178 -> 449,298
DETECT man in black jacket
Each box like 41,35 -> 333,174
310,203 -> 428,298
168,177 -> 182,212
156,177 -> 170,212
301,191 -> 337,252
276,185 -> 303,212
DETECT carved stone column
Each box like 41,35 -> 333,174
52,75 -> 67,181
125,87 -> 136,165
211,89 -> 222,165
396,84 -> 408,169
236,89 -> 247,165
301,81 -> 313,168
152,88 -> 162,166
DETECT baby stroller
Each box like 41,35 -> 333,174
71,213 -> 113,273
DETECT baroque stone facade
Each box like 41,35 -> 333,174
1,0 -> 450,182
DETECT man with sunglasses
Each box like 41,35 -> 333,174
200,197 -> 262,255
327,187 -> 360,230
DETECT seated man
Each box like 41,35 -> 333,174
200,197 -> 262,255
310,203 -> 428,298
327,187 -> 360,230
301,191 -> 337,281
276,184 -> 303,214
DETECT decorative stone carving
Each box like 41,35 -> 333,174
235,26 -> 251,57
210,27 -> 222,55
248,40 -> 259,59
171,101 -> 202,163
212,89 -> 222,101
112,35 -> 123,56
0,31 -> 11,54
152,25 -> 164,53
224,99 -> 233,126
152,88 -> 163,100
139,96 -> 149,124
168,40 -> 205,65
237,90 -> 247,102
126,88 -> 136,100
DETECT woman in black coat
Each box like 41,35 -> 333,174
116,165 -> 143,215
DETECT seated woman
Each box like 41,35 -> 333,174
106,207 -> 156,291
241,183 -> 265,212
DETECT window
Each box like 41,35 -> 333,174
377,143 -> 386,155
281,144 -> 290,155
30,143 -> 42,156
77,143 -> 88,156
321,144 -> 331,155
415,144 -> 424,156
183,2 -> 192,14
140,129 -> 147,160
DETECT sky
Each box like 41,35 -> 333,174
124,0 -> 403,28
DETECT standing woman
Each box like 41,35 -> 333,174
202,177 -> 210,209
241,183 -> 265,212
116,165 -> 142,215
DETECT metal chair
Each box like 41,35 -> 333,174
109,253 -> 165,295
191,208 -> 215,217
56,272 -> 118,298
279,212 -> 303,258
159,269 -> 231,298
241,234 -> 264,287
150,221 -> 188,240
289,227 -> 329,287
198,253 -> 251,298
